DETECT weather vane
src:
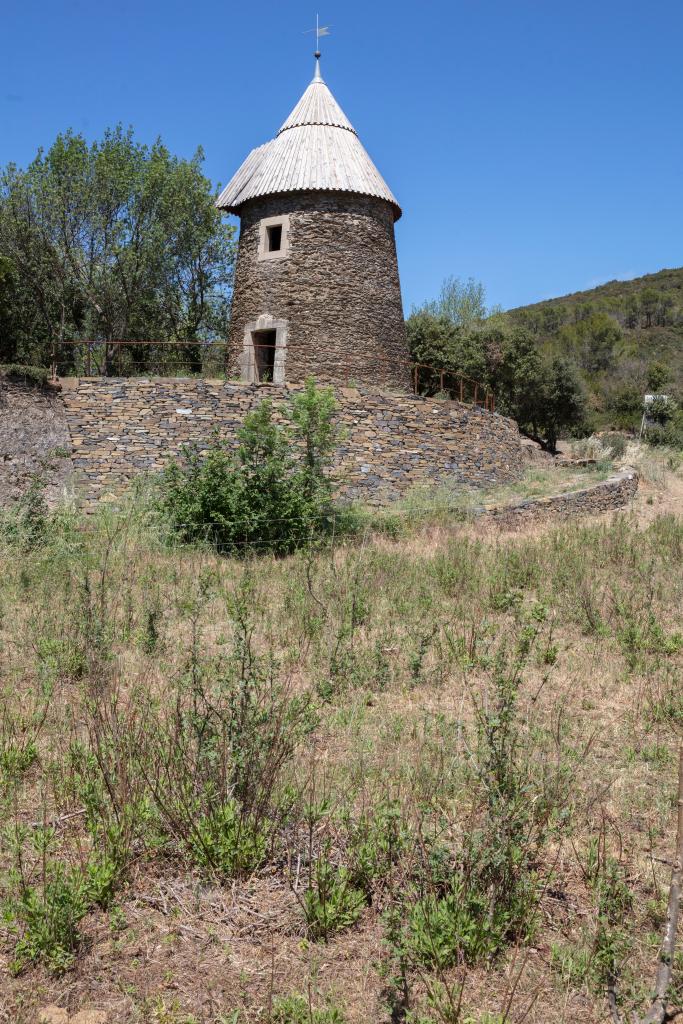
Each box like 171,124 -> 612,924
304,14 -> 330,58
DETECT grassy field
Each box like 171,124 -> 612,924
0,454 -> 682,1024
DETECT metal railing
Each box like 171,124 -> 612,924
55,339 -> 228,379
51,340 -> 495,412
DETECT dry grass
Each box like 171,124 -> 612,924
0,463 -> 682,1024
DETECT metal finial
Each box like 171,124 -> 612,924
305,13 -> 330,71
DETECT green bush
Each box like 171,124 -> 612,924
188,802 -> 270,879
303,846 -> 366,941
0,364 -> 50,386
406,880 -> 499,968
4,849 -> 119,975
159,379 -> 347,555
645,422 -> 683,449
0,475 -> 47,550
600,432 -> 628,459
647,395 -> 677,425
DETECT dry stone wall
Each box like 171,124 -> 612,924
479,466 -> 639,529
229,192 -> 410,391
0,379 -> 73,506
60,378 -> 523,507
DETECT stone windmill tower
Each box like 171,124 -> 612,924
217,53 -> 410,390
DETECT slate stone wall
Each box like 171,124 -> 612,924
228,192 -> 410,391
60,378 -> 523,507
0,378 -> 73,506
480,466 -> 639,529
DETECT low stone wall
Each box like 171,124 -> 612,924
59,378 -> 524,507
480,466 -> 639,529
0,378 -> 74,506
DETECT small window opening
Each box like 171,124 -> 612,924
252,329 -> 277,382
266,224 -> 282,252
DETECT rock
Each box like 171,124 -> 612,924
71,1012 -> 108,1024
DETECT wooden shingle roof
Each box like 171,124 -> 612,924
216,59 -> 401,219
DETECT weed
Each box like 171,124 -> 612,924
303,844 -> 366,941
271,993 -> 346,1023
187,801 -> 270,879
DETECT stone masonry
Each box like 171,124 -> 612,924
480,466 -> 639,529
228,193 -> 411,391
60,378 -> 523,507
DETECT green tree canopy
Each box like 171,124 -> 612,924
406,311 -> 587,451
0,126 -> 235,367
558,312 -> 622,374
412,275 -> 492,328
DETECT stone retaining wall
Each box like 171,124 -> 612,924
480,466 -> 639,529
59,378 -> 524,507
0,379 -> 73,506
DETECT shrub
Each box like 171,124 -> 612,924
4,848 -> 119,975
303,845 -> 366,941
159,379 -> 344,555
0,364 -> 50,386
599,432 -> 628,460
0,474 -> 48,550
406,879 -> 499,968
187,802 -> 270,879
347,801 -> 409,899
647,395 -> 677,425
645,422 -> 683,449
271,993 -> 346,1023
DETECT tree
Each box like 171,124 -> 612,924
623,293 -> 640,329
0,126 -> 235,369
407,311 -> 587,450
405,312 -> 460,372
639,288 -> 659,328
560,313 -> 621,374
0,254 -> 18,362
413,275 -> 489,328
654,293 -> 675,327
540,357 -> 588,453
647,361 -> 670,392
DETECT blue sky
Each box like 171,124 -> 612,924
2,0 -> 681,313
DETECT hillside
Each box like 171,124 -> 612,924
505,267 -> 683,429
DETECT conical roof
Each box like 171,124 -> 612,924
216,59 -> 401,219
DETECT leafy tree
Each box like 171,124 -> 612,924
647,396 -> 676,425
560,313 -> 621,374
413,275 -> 489,327
639,288 -> 659,328
654,292 -> 675,327
573,302 -> 594,323
606,380 -> 645,429
407,311 -> 587,451
540,357 -> 588,453
0,126 -> 235,369
0,254 -> 17,362
647,361 -> 670,392
540,304 -> 567,334
623,293 -> 640,329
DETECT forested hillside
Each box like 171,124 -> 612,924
506,267 -> 683,428
407,270 -> 683,449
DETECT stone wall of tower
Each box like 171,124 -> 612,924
227,191 -> 411,391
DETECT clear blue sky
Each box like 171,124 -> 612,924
2,0 -> 681,313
